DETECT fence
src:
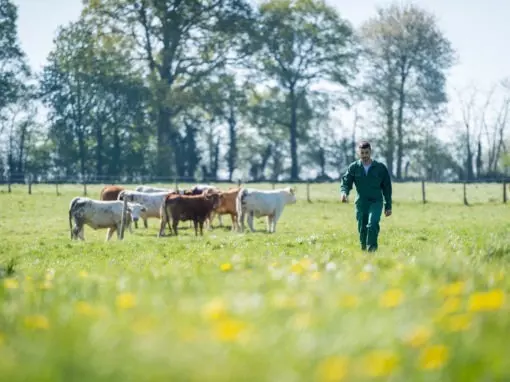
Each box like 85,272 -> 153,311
0,173 -> 509,206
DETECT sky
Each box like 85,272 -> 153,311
13,0 -> 510,143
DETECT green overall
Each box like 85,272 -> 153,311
340,160 -> 392,252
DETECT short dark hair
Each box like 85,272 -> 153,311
358,141 -> 371,150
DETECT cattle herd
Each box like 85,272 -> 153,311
68,184 -> 297,241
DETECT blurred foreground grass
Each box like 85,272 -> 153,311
1,183 -> 510,381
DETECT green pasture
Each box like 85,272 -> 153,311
0,182 -> 510,381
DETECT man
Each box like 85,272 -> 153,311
340,141 -> 392,252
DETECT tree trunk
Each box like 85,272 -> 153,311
96,122 -> 103,177
227,109 -> 237,182
384,105 -> 395,178
475,139 -> 482,179
396,76 -> 406,180
156,108 -> 173,177
289,89 -> 299,180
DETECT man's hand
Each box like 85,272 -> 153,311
341,193 -> 348,203
384,209 -> 392,217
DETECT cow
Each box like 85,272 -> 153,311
158,192 -> 221,237
209,187 -> 241,231
135,185 -> 174,193
236,187 -> 296,233
99,185 -> 125,201
68,197 -> 146,241
187,184 -> 223,227
117,190 -> 172,229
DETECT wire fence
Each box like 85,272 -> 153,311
0,173 -> 509,205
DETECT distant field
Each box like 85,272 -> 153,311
1,183 -> 510,381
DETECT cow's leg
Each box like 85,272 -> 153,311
218,214 -> 223,227
144,218 -> 148,229
77,225 -> 85,241
134,220 -> 139,229
238,209 -> 245,233
207,212 -> 215,230
158,217 -> 166,237
199,220 -> 204,236
230,214 -> 237,232
172,220 -> 179,236
247,211 -> 255,232
193,220 -> 198,236
271,209 -> 282,233
106,226 -> 116,241
267,215 -> 273,232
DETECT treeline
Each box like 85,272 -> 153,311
0,0 -> 509,183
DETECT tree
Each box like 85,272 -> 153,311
82,0 -> 254,177
359,2 -> 455,179
248,0 -> 357,180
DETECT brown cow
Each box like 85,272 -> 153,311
158,193 -> 221,237
209,187 -> 240,231
100,185 -> 125,201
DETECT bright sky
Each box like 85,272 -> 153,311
14,0 -> 510,142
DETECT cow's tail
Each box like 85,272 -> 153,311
236,188 -> 247,216
69,197 -> 80,239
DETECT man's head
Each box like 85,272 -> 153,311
357,141 -> 372,163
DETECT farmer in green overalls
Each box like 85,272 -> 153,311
340,141 -> 392,252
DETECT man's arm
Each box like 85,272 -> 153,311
381,164 -> 392,211
340,164 -> 355,196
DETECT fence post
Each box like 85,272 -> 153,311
7,172 -> 11,193
83,181 -> 87,196
237,179 -> 241,187
504,179 -> 507,204
119,197 -> 129,240
421,180 -> 426,204
28,174 -> 32,195
306,181 -> 311,203
174,177 -> 178,191
56,182 -> 60,196
463,182 -> 468,206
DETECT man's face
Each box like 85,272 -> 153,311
358,147 -> 371,162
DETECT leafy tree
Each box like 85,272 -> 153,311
247,0 -> 357,180
359,2 -> 455,179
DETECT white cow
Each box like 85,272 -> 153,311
135,185 -> 174,193
236,187 -> 296,233
118,190 -> 170,229
68,197 -> 146,241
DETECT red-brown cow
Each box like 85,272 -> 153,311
158,192 -> 221,237
100,185 -> 125,201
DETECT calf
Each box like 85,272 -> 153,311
159,193 -> 221,237
236,187 -> 296,233
210,187 -> 241,231
117,190 -> 171,229
99,185 -> 125,201
68,197 -> 146,241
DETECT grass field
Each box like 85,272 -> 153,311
1,182 -> 510,381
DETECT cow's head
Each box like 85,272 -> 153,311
205,192 -> 221,209
127,202 -> 147,222
284,187 -> 297,204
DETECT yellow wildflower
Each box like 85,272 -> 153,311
403,326 -> 432,348
358,271 -> 370,281
220,263 -> 232,272
468,289 -> 505,312
316,356 -> 349,382
439,297 -> 462,314
299,258 -> 312,270
212,318 -> 247,342
310,271 -> 321,281
361,350 -> 399,377
439,281 -> 465,297
3,278 -> 18,289
291,263 -> 305,274
379,289 -> 404,308
24,315 -> 49,330
444,313 -> 472,332
74,301 -> 106,318
79,270 -> 89,278
116,293 -> 136,309
419,345 -> 449,370
201,298 -> 227,321
39,280 -> 52,290
338,294 -> 359,309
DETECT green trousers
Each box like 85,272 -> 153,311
356,200 -> 383,252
